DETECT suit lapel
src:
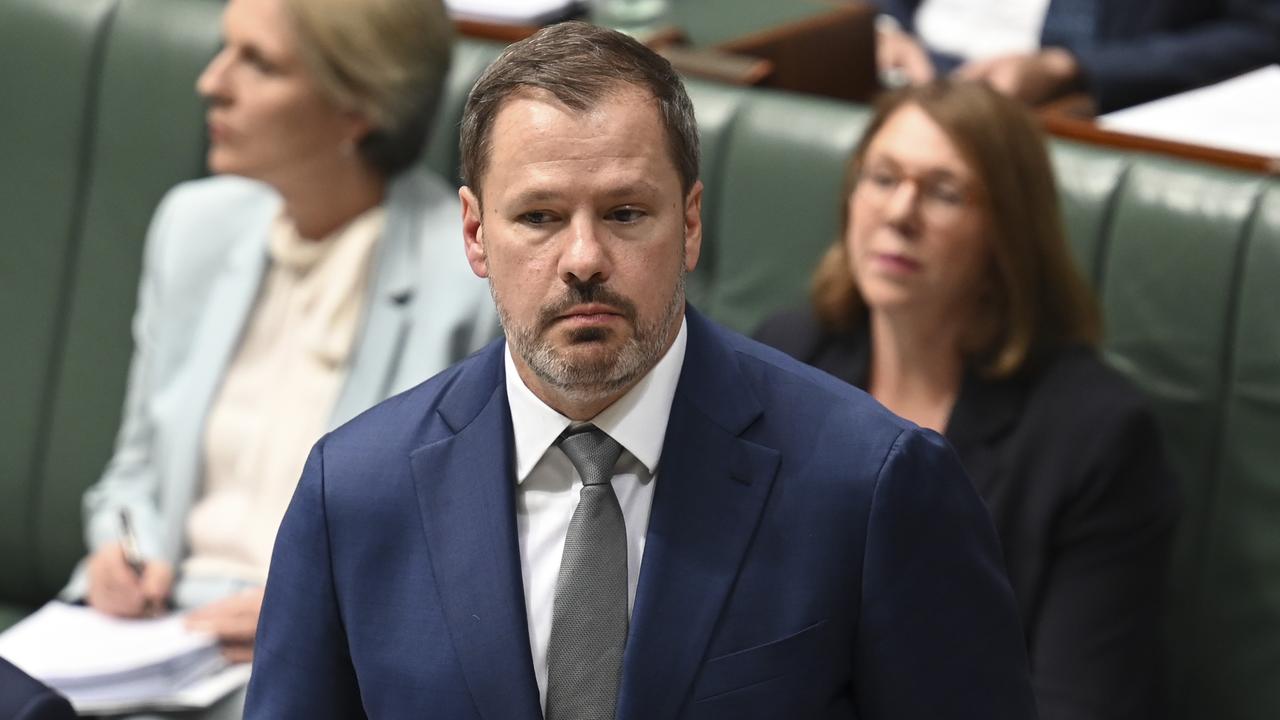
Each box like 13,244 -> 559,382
409,348 -> 542,720
617,309 -> 781,720
160,233 -> 267,553
330,179 -> 417,427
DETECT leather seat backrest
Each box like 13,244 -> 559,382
697,92 -> 870,334
423,39 -> 505,187
1168,182 -> 1280,719
32,0 -> 222,600
679,80 -> 750,310
1049,141 -> 1131,288
0,0 -> 119,607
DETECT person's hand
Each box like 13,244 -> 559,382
876,26 -> 935,87
86,542 -> 173,618
953,48 -> 1081,105
185,587 -> 265,664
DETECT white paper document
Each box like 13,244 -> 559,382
1099,65 -> 1280,160
0,601 -> 249,714
445,0 -> 580,24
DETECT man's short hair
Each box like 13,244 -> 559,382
459,21 -> 700,198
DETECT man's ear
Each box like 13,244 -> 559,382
682,180 -> 704,272
460,186 -> 488,278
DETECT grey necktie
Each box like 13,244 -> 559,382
544,425 -> 627,720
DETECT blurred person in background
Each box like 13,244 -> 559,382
59,0 -> 495,716
873,0 -> 1280,111
756,79 -> 1179,720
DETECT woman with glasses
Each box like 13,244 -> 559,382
755,80 -> 1177,720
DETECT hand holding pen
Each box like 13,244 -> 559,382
84,509 -> 174,618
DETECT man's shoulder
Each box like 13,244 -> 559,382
323,340 -> 504,457
700,316 -> 914,446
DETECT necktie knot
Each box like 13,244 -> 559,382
558,425 -> 623,487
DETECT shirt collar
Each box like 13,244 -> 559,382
505,315 -> 687,483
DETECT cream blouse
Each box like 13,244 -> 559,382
182,205 -> 385,585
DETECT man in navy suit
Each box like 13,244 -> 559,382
875,0 -> 1280,111
245,21 -> 1036,719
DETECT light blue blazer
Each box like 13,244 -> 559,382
63,168 -> 497,603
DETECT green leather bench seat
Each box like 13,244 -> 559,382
1180,184 -> 1280,718
688,87 -> 869,332
0,0 -> 119,608
35,0 -> 224,605
3,3 -> 1280,718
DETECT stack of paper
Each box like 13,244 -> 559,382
445,0 -> 582,25
0,601 -> 250,714
1099,65 -> 1280,160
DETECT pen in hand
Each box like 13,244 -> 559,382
118,508 -> 162,616
118,508 -> 147,577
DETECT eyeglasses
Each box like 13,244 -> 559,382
854,166 -> 978,221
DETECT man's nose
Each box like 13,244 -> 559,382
559,216 -> 611,285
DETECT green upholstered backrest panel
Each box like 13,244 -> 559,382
0,604 -> 34,634
1174,184 -> 1280,720
682,79 -> 750,311
1100,161 -> 1263,573
32,0 -> 222,600
0,0 -> 118,605
1097,159 -> 1268,720
1049,140 -> 1131,290
702,91 -> 869,334
423,39 -> 505,187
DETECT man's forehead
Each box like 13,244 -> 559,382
491,84 -> 660,129
482,86 -> 678,186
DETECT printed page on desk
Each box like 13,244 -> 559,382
1099,65 -> 1280,159
0,601 -> 249,713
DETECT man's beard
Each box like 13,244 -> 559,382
494,271 -> 686,405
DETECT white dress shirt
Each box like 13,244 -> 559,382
505,316 -> 687,711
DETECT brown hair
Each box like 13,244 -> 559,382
459,20 -> 699,199
812,79 -> 1100,378
285,0 -> 453,177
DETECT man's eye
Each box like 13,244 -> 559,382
608,208 -> 645,223
520,211 -> 555,225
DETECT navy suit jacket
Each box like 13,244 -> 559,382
0,659 -> 76,720
876,0 -> 1280,110
245,308 -> 1036,719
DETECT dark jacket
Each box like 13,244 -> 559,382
875,0 -> 1280,111
246,307 -> 1038,719
0,658 -> 75,720
755,308 -> 1179,720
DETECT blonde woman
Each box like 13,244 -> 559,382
62,0 -> 494,714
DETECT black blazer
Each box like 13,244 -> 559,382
0,659 -> 75,720
756,308 -> 1179,720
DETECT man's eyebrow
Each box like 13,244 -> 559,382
506,181 -> 665,207
598,181 -> 663,200
508,188 -> 563,207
